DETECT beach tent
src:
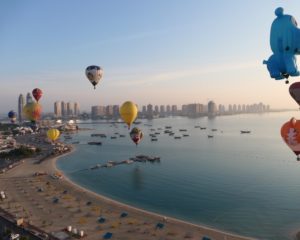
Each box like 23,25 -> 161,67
98,217 -> 106,223
202,237 -> 211,240
120,212 -> 128,218
155,222 -> 164,229
103,232 -> 113,239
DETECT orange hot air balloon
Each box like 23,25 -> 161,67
23,102 -> 42,122
281,117 -> 300,160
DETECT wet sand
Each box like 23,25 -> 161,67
0,145 -> 256,240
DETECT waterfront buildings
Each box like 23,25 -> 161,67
26,92 -> 33,104
54,101 -> 62,118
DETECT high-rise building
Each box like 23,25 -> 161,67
106,105 -> 113,117
154,105 -> 159,114
91,106 -> 106,119
160,105 -> 165,114
26,92 -> 33,104
67,102 -> 73,117
166,105 -> 171,115
74,102 -> 80,116
18,94 -> 24,123
112,105 -> 119,118
146,104 -> 153,118
207,101 -> 217,115
54,101 -> 62,118
61,101 -> 67,117
142,106 -> 146,114
171,105 -> 177,115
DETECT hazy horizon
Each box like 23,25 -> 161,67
1,1 -> 300,113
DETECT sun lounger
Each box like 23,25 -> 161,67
103,232 -> 112,239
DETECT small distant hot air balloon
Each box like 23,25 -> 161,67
23,102 -> 42,123
47,129 -> 60,142
8,110 -> 17,123
119,101 -> 138,129
289,82 -> 300,106
130,127 -> 143,146
32,88 -> 43,102
281,117 -> 300,160
85,65 -> 103,89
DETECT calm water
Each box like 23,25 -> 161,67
57,112 -> 300,240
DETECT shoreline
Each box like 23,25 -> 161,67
0,140 -> 256,240
52,145 -> 255,240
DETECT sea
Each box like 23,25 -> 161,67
57,111 -> 300,240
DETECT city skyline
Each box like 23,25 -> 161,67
1,1 -> 300,113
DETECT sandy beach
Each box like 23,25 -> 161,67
0,143 -> 255,240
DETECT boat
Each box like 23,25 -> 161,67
91,133 -> 107,138
207,135 -> 214,138
155,132 -> 161,135
119,134 -> 126,137
194,126 -> 201,128
110,136 -> 117,139
71,141 -> 80,144
165,126 -> 172,129
240,130 -> 251,134
151,138 -> 158,141
200,127 -> 206,130
183,134 -> 189,137
164,130 -> 172,134
174,136 -> 181,139
169,133 -> 175,136
179,129 -> 187,132
211,129 -> 217,131
88,142 -> 102,145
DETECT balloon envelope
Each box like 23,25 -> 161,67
85,65 -> 103,89
289,82 -> 300,105
8,110 -> 17,123
23,102 -> 42,122
32,88 -> 43,102
119,101 -> 138,129
281,117 -> 300,157
47,129 -> 60,141
130,127 -> 143,145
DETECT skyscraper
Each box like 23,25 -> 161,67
61,101 -> 67,117
207,101 -> 217,115
18,94 -> 24,123
74,102 -> 80,116
67,102 -> 73,117
54,101 -> 62,118
26,92 -> 33,104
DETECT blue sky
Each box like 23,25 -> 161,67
1,0 -> 300,113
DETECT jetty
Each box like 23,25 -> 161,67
89,155 -> 161,170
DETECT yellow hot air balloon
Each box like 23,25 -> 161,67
47,129 -> 60,142
119,101 -> 138,129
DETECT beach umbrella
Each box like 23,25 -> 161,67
130,127 -> 143,145
47,129 -> 60,142
8,110 -> 17,123
289,82 -> 300,106
85,65 -> 103,89
281,117 -> 300,160
32,88 -> 43,102
119,101 -> 138,129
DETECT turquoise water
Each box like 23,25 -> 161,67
57,112 -> 300,240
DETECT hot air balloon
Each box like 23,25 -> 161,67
23,102 -> 42,122
281,117 -> 300,160
119,101 -> 138,129
32,88 -> 43,102
8,110 -> 17,123
289,82 -> 300,106
263,7 -> 300,83
47,129 -> 60,142
85,65 -> 103,89
130,127 -> 143,145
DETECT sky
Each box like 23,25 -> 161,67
1,0 -> 300,113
